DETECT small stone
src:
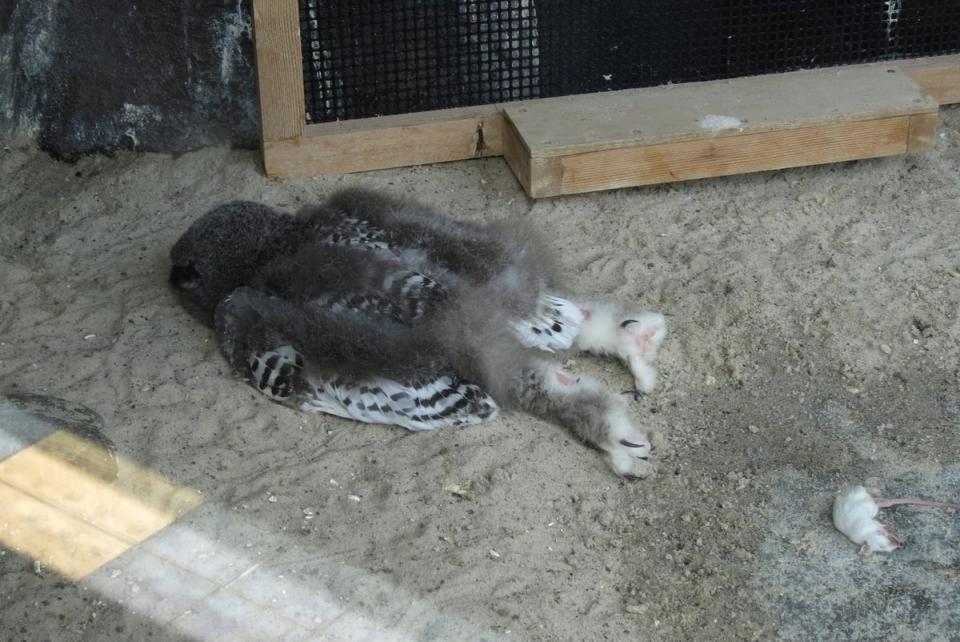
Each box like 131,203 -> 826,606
705,374 -> 717,386
880,343 -> 892,354
302,508 -> 315,519
748,425 -> 759,434
625,604 -> 647,615
846,385 -> 862,395
488,549 -> 501,560
443,482 -> 473,499
446,555 -> 466,567
83,334 -> 97,340
797,191 -> 829,206
267,494 -> 278,503
348,494 -> 361,502
597,509 -> 615,527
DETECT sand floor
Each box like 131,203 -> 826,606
1,106 -> 959,641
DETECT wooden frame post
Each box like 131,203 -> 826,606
252,0 -> 305,174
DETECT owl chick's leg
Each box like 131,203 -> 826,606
571,302 -> 666,398
510,294 -> 586,353
512,360 -> 653,478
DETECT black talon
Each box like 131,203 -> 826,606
621,388 -> 645,402
619,438 -> 646,449
623,474 -> 647,481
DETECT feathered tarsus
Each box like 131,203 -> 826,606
170,188 -> 666,477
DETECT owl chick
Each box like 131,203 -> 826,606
169,189 -> 666,478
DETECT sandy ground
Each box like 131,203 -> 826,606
1,106 -> 959,642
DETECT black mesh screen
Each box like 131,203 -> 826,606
300,1 -> 960,124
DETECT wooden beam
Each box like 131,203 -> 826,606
553,116 -> 921,197
252,0 -> 305,145
503,66 -> 939,197
252,45 -> 958,179
0,431 -> 202,544
501,115 -> 532,194
263,106 -> 503,177
907,112 -> 939,153
0,430 -> 202,580
0,481 -> 131,581
890,54 -> 960,105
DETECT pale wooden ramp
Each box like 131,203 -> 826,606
0,430 -> 202,580
503,66 -> 939,198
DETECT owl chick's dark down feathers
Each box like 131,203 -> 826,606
169,188 -> 667,477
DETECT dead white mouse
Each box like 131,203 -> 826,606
832,485 -> 960,555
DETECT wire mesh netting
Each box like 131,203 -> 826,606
300,0 -> 960,124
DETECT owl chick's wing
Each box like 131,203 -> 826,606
304,192 -> 584,351
215,287 -> 497,430
311,268 -> 448,325
255,243 -> 449,326
304,189 -> 520,283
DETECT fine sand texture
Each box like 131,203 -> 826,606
1,106 -> 959,641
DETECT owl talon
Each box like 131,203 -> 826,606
621,388 -> 645,402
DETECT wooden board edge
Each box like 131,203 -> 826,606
518,105 -> 939,161
303,104 -> 503,137
890,54 -> 960,105
252,0 -> 305,146
501,114 -> 531,194
907,112 -> 939,153
540,115 -> 915,197
264,113 -> 504,177
506,73 -> 939,160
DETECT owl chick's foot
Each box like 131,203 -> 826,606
574,302 -> 666,394
518,361 -> 654,479
604,405 -> 653,479
621,388 -> 645,402
619,315 -> 665,394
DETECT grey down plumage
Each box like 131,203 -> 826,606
169,188 -> 666,477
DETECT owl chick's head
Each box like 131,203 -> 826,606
170,201 -> 304,319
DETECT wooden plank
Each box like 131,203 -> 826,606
264,108 -> 504,176
544,116 -> 914,197
0,430 -> 202,545
0,481 -> 130,580
501,115 -> 531,193
506,66 -> 937,160
252,0 -> 305,144
891,54 -> 960,105
504,66 -> 938,197
907,112 -> 939,153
